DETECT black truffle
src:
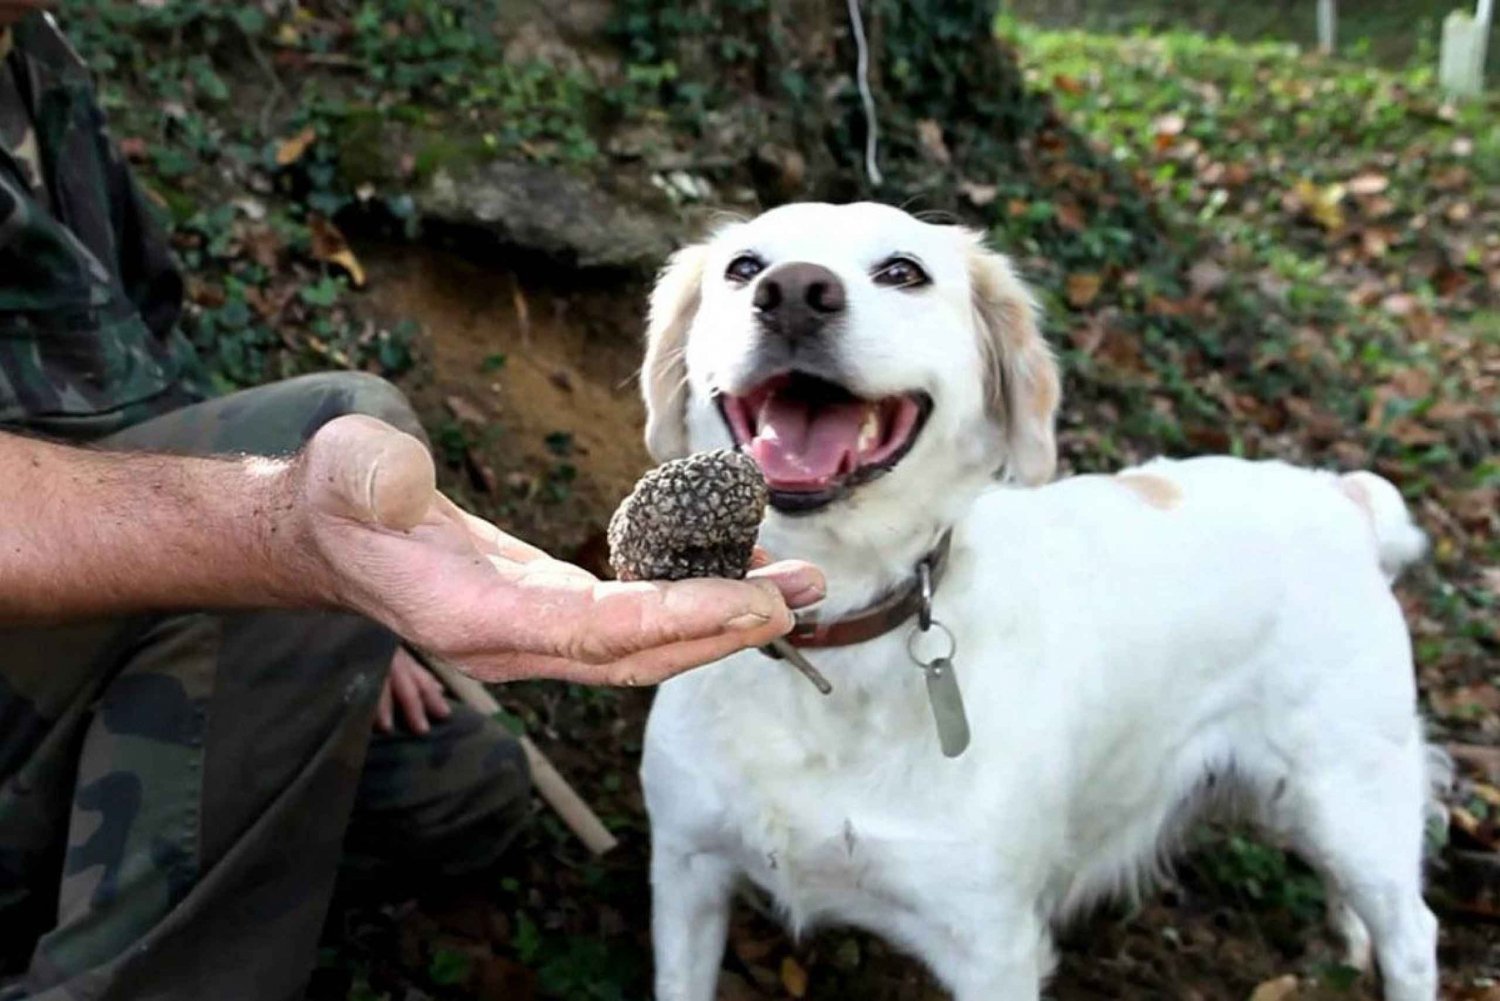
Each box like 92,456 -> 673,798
608,450 -> 768,581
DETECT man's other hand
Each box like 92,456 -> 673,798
375,646 -> 452,735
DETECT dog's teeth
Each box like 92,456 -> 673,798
856,407 -> 881,453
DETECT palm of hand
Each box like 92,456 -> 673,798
294,416 -> 814,686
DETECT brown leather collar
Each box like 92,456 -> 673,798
771,532 -> 953,650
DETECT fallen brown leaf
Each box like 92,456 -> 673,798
308,214 -> 367,288
1289,178 -> 1346,231
1359,227 -> 1394,259
1347,171 -> 1390,196
959,180 -> 998,207
275,125 -> 318,167
1065,272 -> 1103,309
1188,259 -> 1229,297
1450,804 -> 1498,851
1380,293 -> 1419,317
1052,73 -> 1087,95
1056,198 -> 1086,232
1153,112 -> 1186,147
1445,201 -> 1474,223
1432,165 -> 1471,191
779,957 -> 808,999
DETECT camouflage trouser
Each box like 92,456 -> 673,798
0,373 -> 531,1001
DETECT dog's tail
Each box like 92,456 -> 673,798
1336,471 -> 1427,583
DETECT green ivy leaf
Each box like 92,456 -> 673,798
427,948 -> 471,987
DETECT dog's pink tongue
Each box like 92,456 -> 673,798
750,396 -> 867,491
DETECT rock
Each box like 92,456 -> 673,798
419,161 -> 676,272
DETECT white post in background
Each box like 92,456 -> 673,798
1317,0 -> 1337,53
1440,0 -> 1493,96
1481,0 -> 1496,67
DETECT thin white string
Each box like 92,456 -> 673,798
846,0 -> 883,186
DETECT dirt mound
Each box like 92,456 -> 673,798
362,243 -> 650,560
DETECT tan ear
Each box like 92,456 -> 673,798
642,243 -> 711,461
968,238 -> 1061,485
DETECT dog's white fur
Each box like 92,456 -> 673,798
638,203 -> 1439,1001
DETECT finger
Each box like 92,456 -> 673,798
375,680 -> 394,733
416,663 -> 452,719
454,604 -> 794,685
747,559 -> 824,609
598,626 -> 795,686
391,660 -> 430,735
520,575 -> 794,666
306,414 -> 436,531
749,546 -> 773,570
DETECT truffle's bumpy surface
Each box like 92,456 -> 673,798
608,449 -> 769,581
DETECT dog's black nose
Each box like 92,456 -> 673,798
754,262 -> 846,340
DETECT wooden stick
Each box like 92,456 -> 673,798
405,645 -> 620,856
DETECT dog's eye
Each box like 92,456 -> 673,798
872,257 -> 929,289
725,254 -> 766,285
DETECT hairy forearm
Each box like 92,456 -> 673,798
0,431 -> 327,622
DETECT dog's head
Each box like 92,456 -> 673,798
642,202 -> 1059,526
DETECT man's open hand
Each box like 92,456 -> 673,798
288,415 -> 824,686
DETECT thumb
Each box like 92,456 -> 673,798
302,414 -> 435,531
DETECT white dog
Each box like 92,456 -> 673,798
637,202 -> 1440,1001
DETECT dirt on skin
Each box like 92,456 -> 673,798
331,242 -> 1500,1001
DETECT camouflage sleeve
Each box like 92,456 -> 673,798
53,17 -> 185,342
107,134 -> 184,342
0,15 -> 209,437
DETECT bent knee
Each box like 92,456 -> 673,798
287,372 -> 427,445
361,709 -> 533,879
454,722 -> 533,868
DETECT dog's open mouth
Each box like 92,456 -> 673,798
717,373 -> 932,513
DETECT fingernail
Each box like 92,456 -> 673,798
751,564 -> 826,609
786,577 -> 826,608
